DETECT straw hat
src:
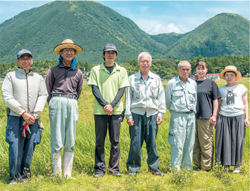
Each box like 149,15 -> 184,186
219,65 -> 242,81
54,39 -> 82,55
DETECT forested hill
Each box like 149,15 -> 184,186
0,1 -> 166,64
0,1 -> 249,64
152,13 -> 249,59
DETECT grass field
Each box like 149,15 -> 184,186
0,78 -> 249,191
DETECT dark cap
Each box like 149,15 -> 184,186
17,49 -> 32,59
103,43 -> 117,54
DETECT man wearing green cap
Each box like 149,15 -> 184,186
45,39 -> 83,177
88,43 -> 130,177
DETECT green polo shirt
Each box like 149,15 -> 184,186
88,62 -> 130,115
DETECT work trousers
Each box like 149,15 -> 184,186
168,111 -> 195,170
94,115 -> 121,173
126,113 -> 160,173
49,96 -> 78,156
5,116 -> 40,183
193,119 -> 214,170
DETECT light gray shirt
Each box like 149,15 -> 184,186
125,70 -> 166,119
219,84 -> 247,117
165,76 -> 197,113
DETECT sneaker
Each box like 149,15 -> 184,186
233,167 -> 240,173
93,171 -> 105,178
8,180 -> 18,185
111,172 -> 122,177
154,171 -> 164,176
128,171 -> 137,176
194,167 -> 201,171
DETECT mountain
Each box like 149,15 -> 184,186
0,2 -> 249,64
0,1 -> 166,64
163,13 -> 249,59
150,32 -> 185,48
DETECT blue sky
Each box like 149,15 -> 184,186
0,1 -> 249,35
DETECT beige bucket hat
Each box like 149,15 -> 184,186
54,39 -> 82,55
219,65 -> 242,81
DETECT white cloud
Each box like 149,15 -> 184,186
148,23 -> 183,35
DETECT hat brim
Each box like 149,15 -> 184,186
219,69 -> 242,81
54,43 -> 83,55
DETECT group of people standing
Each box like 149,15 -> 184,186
2,39 -> 248,185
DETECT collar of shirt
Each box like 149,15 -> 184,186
100,62 -> 121,74
17,67 -> 34,75
176,76 -> 191,84
134,70 -> 154,81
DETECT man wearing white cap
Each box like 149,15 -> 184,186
2,49 -> 48,184
45,39 -> 83,177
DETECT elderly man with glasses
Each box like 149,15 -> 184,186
125,52 -> 166,176
2,49 -> 48,184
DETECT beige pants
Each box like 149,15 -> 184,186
193,119 -> 214,170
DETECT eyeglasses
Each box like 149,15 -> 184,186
18,57 -> 32,61
63,49 -> 76,53
140,60 -> 151,63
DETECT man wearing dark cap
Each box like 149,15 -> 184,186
45,39 -> 83,177
2,49 -> 48,184
88,43 -> 129,177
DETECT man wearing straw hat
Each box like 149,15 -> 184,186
45,39 -> 83,177
2,49 -> 48,184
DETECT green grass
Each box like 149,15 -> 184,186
0,78 -> 249,190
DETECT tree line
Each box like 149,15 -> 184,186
0,55 -> 248,79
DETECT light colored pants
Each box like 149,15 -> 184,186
168,111 -> 195,170
49,96 -> 78,155
193,119 -> 214,170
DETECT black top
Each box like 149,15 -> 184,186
196,79 -> 221,119
92,85 -> 125,108
105,64 -> 116,74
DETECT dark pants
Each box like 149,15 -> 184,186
126,113 -> 160,173
94,115 -> 121,173
5,116 -> 41,183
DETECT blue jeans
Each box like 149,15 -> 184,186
5,116 -> 41,183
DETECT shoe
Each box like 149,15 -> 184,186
233,166 -> 240,173
154,171 -> 164,176
111,172 -> 122,177
8,180 -> 18,185
93,171 -> 105,178
194,167 -> 201,171
128,171 -> 137,176
22,178 -> 29,182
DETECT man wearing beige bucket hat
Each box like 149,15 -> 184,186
215,65 -> 248,173
45,39 -> 83,177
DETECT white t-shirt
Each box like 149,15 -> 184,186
219,84 -> 247,117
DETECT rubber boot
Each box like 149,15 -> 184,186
62,151 -> 74,178
52,152 -> 61,175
